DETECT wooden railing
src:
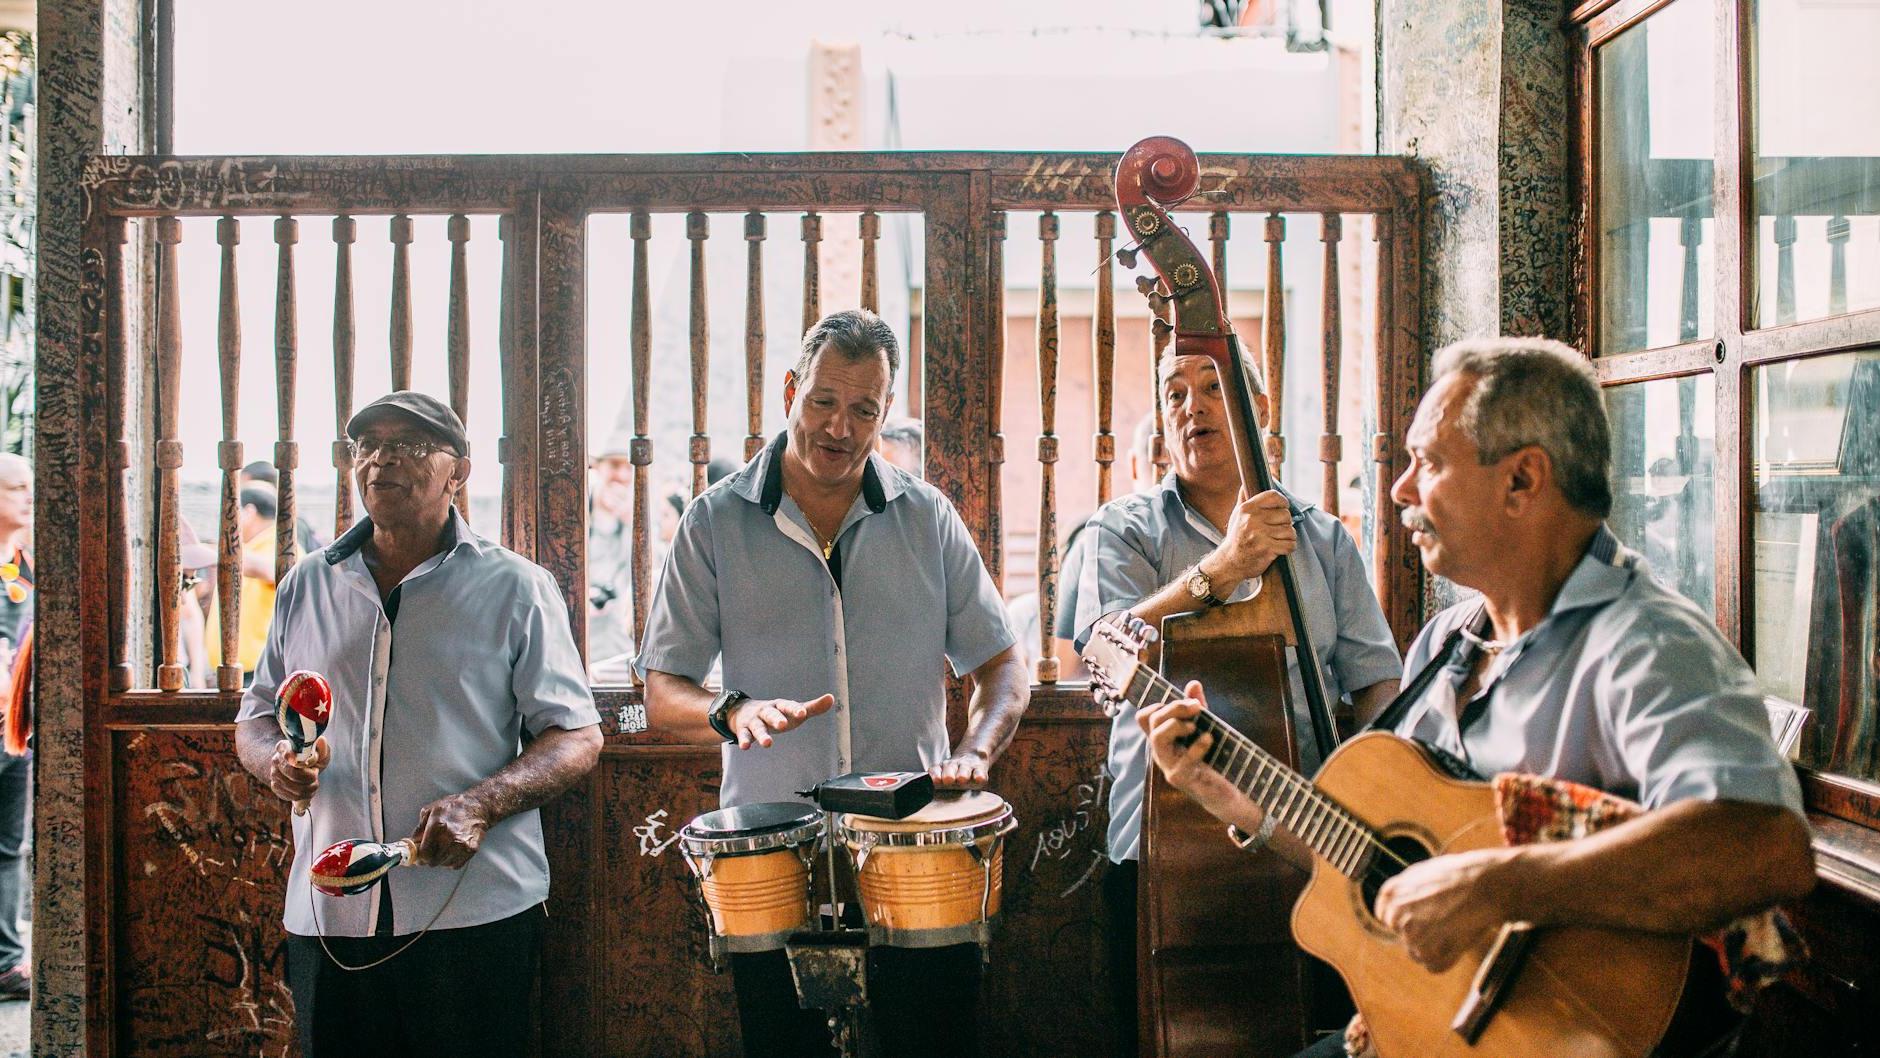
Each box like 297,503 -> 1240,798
65,151 -> 1423,1057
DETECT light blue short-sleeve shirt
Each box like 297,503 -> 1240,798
1057,475 -> 1402,862
637,434 -> 1017,808
1395,526 -> 1804,816
235,508 -> 601,938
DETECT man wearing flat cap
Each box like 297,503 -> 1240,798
232,391 -> 603,1058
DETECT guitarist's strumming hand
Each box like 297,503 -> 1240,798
1374,845 -> 1528,974
1138,681 -> 1269,838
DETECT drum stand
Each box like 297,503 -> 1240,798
786,928 -> 876,1058
784,810 -> 878,1058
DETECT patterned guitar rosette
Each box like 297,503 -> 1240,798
309,837 -> 417,897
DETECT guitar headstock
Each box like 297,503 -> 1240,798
1082,615 -> 1157,717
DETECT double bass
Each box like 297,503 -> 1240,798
1113,136 -> 1346,1057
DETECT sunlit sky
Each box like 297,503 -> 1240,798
167,0 -> 1373,532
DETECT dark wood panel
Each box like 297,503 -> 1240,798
111,728 -> 298,1058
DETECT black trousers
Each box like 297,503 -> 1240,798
1102,860 -> 1139,1058
730,941 -> 983,1058
286,904 -> 544,1058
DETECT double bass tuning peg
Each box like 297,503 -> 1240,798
1115,245 -> 1138,269
1135,275 -> 1160,297
1151,318 -> 1173,339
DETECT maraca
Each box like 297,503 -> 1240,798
309,837 -> 419,897
275,670 -> 333,816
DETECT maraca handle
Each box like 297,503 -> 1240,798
291,745 -> 318,817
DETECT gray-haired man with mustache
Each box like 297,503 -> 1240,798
1140,338 -> 1813,1058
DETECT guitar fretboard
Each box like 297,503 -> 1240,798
1124,664 -> 1379,879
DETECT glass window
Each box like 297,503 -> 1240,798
1751,0 -> 1880,327
1606,374 -> 1717,617
1751,349 -> 1880,780
1596,0 -> 1715,355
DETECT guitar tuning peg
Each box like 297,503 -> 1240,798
1115,246 -> 1138,269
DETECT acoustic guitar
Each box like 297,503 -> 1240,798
1082,617 -> 1693,1058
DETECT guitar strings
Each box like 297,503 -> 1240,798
1136,672 -> 1419,876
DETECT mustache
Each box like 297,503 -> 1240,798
1400,508 -> 1437,536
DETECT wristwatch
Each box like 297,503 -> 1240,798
1184,564 -> 1226,607
707,689 -> 748,743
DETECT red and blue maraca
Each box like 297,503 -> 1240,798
309,837 -> 419,896
274,670 -> 333,816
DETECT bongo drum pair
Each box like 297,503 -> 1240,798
679,791 -> 1017,960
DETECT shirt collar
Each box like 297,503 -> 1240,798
324,505 -> 484,565
1542,524 -> 1637,617
1155,470 -> 1311,525
733,430 -> 903,515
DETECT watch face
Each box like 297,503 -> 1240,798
1186,570 -> 1209,599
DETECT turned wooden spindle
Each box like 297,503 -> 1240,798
447,214 -> 472,517
745,211 -> 767,460
629,211 -> 654,653
1320,212 -> 1343,516
1035,212 -> 1061,685
687,211 -> 711,498
389,213 -> 414,391
859,210 -> 880,314
1262,212 -> 1287,481
986,212 -> 1008,590
1093,210 -> 1118,506
273,216 -> 301,586
103,216 -> 132,691
214,217 -> 244,692
154,216 -> 185,691
801,211 -> 822,336
332,216 -> 357,537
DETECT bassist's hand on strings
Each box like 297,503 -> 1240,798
1201,489 -> 1296,586
1139,681 -> 1267,837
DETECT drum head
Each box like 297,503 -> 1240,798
682,801 -> 821,839
843,790 -> 1008,834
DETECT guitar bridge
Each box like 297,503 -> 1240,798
1451,922 -> 1536,1044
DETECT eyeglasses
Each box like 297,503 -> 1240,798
346,438 -> 452,463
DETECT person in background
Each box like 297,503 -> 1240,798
177,521 -> 216,689
0,453 -> 31,999
207,483 -> 280,682
587,435 -> 637,674
877,416 -> 923,476
241,460 -> 328,555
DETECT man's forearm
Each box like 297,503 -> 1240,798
234,716 -> 281,785
956,648 -> 1030,763
644,670 -> 722,744
1503,798 -> 1816,934
458,724 -> 603,827
1351,680 -> 1401,729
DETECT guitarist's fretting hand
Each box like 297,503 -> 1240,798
1138,681 -> 1269,837
1374,844 -> 1526,974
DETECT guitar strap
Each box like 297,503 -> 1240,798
1361,602 -> 1490,737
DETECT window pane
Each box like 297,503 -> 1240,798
1605,374 -> 1716,618
1596,0 -> 1715,356
1751,349 -> 1880,780
1751,0 -> 1880,327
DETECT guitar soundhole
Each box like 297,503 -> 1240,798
1359,833 -> 1434,916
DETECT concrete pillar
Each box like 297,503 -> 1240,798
1382,0 -> 1575,349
